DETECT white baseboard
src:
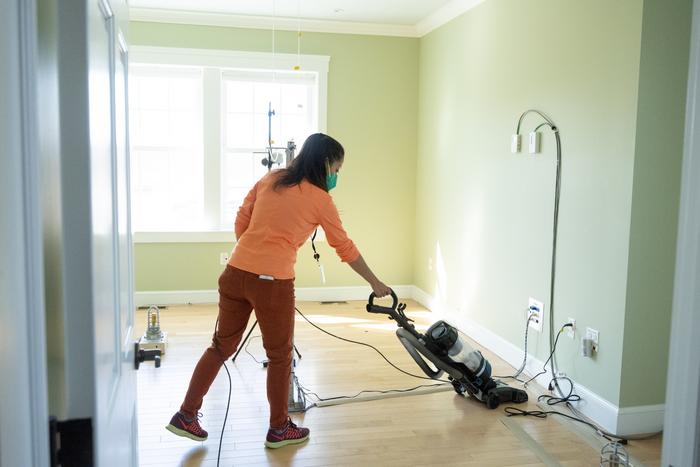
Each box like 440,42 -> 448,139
135,289 -> 219,307
617,404 -> 666,436
409,286 -> 664,437
134,285 -> 414,308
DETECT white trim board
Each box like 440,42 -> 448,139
130,46 -> 330,73
130,8 -> 419,37
415,0 -> 486,37
134,284 -> 414,307
133,228 -> 327,244
130,0 -> 487,38
133,231 -> 234,243
410,286 -> 664,437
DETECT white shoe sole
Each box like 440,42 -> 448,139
165,423 -> 207,442
264,435 -> 309,449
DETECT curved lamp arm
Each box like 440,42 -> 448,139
515,109 -> 563,379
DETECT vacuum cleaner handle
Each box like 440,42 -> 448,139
366,290 -> 399,315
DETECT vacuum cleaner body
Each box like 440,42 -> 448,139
367,292 -> 528,409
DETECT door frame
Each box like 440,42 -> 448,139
0,0 -> 50,466
662,0 -> 700,465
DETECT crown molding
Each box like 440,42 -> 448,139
130,7 -> 421,38
130,0 -> 488,38
415,0 -> 486,36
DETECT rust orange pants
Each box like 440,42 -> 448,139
180,265 -> 295,429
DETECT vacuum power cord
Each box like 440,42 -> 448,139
212,318 -> 233,467
217,362 -> 232,467
298,382 -> 450,405
295,306 -> 442,382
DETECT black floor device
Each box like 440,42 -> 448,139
366,291 -> 528,409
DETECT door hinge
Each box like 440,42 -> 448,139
49,416 -> 93,467
134,341 -> 161,369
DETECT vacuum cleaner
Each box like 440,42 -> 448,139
366,291 -> 528,409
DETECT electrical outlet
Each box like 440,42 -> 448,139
527,297 -> 544,332
219,252 -> 229,265
585,327 -> 599,351
566,318 -> 576,338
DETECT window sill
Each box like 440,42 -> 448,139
133,228 -> 327,244
133,231 -> 235,244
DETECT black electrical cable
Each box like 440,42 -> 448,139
310,228 -> 320,262
212,319 -> 232,467
515,113 -> 612,448
295,306 -> 445,382
504,352 -> 633,444
216,362 -> 232,467
521,325 -> 570,387
549,376 -> 659,442
538,375 -> 580,406
503,406 -> 624,443
520,120 -> 631,444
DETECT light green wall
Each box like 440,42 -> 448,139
130,23 -> 419,291
620,0 -> 692,407
132,1 -> 692,409
415,0 -> 648,406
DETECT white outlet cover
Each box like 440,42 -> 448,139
585,327 -> 600,352
528,297 -> 544,332
566,318 -> 576,338
585,327 -> 599,344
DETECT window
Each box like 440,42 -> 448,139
221,71 -> 317,230
129,66 -> 204,231
128,47 -> 329,241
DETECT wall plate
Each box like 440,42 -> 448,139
528,297 -> 544,332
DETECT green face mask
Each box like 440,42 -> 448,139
326,172 -> 338,191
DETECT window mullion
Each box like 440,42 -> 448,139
202,67 -> 221,230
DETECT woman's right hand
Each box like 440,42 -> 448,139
371,280 -> 392,298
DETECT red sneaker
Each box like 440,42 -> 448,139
265,418 -> 310,449
165,411 -> 208,442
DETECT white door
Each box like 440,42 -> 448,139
662,0 -> 700,464
87,0 -> 137,465
0,1 -> 50,466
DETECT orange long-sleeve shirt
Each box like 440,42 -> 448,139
228,171 -> 360,279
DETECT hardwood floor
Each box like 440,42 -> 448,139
136,300 -> 662,466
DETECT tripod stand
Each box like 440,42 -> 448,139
231,318 -> 307,412
229,110 -> 308,410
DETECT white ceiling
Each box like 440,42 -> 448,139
130,0 -> 456,26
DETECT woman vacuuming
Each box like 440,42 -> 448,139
166,133 -> 391,448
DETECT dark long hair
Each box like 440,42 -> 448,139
274,133 -> 344,192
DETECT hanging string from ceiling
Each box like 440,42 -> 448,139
294,0 -> 302,70
271,0 -> 277,80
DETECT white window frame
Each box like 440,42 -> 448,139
129,46 -> 330,243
